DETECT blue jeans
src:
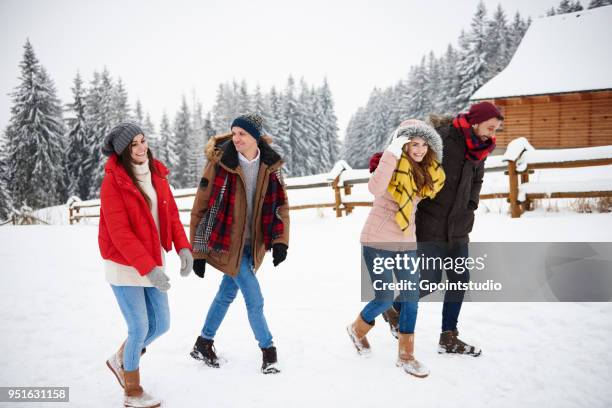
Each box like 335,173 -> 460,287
201,246 -> 273,349
111,285 -> 170,371
417,241 -> 470,332
360,246 -> 420,334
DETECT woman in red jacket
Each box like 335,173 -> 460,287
98,122 -> 192,408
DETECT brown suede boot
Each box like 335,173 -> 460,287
396,333 -> 429,378
382,306 -> 400,339
346,314 -> 374,355
124,369 -> 161,408
439,330 -> 482,357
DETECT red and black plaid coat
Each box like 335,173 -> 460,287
189,133 -> 290,277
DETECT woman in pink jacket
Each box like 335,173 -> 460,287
347,119 -> 445,378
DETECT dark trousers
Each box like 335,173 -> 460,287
395,241 -> 469,332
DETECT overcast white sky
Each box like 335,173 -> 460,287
0,0 -> 561,138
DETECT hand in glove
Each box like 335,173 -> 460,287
272,243 -> 288,267
179,248 -> 194,277
193,259 -> 207,278
385,136 -> 410,159
147,267 -> 171,292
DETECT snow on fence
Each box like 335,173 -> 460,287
502,138 -> 612,218
67,140 -> 612,224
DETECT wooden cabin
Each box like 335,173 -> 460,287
470,6 -> 612,149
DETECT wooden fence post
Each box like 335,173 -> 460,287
520,169 -> 532,212
69,207 -> 74,225
344,184 -> 353,215
507,160 -> 521,218
332,177 -> 343,218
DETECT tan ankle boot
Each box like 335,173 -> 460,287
107,341 -> 149,389
106,341 -> 126,388
123,369 -> 161,408
347,314 -> 374,355
397,333 -> 429,378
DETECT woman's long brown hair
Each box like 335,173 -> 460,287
117,147 -> 158,209
405,146 -> 437,192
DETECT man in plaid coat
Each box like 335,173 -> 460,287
188,113 -> 290,375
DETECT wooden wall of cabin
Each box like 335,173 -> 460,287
488,90 -> 612,148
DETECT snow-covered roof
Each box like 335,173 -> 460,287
471,6 -> 612,100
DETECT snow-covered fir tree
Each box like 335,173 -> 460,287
157,112 -> 178,174
172,96 -> 193,188
5,40 -> 66,209
266,87 -> 288,161
64,72 -> 91,199
317,79 -> 341,172
588,0 -> 612,8
0,137 -> 14,220
111,78 -> 131,125
279,76 -> 299,176
485,4 -> 511,81
455,0 -> 489,110
84,69 -> 114,198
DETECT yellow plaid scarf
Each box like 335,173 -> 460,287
387,153 -> 446,234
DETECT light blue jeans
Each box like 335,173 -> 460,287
361,246 -> 420,334
111,285 -> 170,371
201,246 -> 273,349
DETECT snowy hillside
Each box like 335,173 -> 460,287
1,208 -> 611,407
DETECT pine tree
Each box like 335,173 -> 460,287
5,40 -> 66,209
439,43 -> 460,114
318,79 -> 340,172
556,0 -> 584,13
279,76 -> 298,176
64,72 -> 91,199
212,83 -> 233,132
267,87 -> 286,156
84,69 -> 114,198
173,96 -> 193,187
0,136 -> 14,220
111,78 -> 131,125
237,80 -> 252,115
157,112 -> 178,173
508,12 -> 530,59
134,99 -> 144,125
191,99 -> 206,184
456,1 -> 489,109
485,4 -> 511,81
588,0 -> 612,8
407,57 -> 432,120
143,113 -> 156,153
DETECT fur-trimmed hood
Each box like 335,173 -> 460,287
426,114 -> 453,129
390,119 -> 444,163
204,133 -> 283,171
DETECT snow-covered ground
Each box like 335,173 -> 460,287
1,207 -> 612,408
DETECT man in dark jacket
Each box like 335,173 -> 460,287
383,102 -> 503,356
418,102 -> 503,356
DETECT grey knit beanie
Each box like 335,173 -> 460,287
102,122 -> 145,156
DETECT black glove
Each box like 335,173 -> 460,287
272,243 -> 288,267
467,201 -> 478,211
193,259 -> 207,278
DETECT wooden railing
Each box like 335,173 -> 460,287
67,140 -> 612,223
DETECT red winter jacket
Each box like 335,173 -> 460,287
98,154 -> 191,276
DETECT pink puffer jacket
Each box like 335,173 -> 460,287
360,150 -> 420,245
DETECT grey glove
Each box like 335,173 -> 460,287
179,248 -> 194,277
147,267 -> 171,292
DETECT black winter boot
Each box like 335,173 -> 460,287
261,346 -> 280,374
190,336 -> 220,368
438,330 -> 481,357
